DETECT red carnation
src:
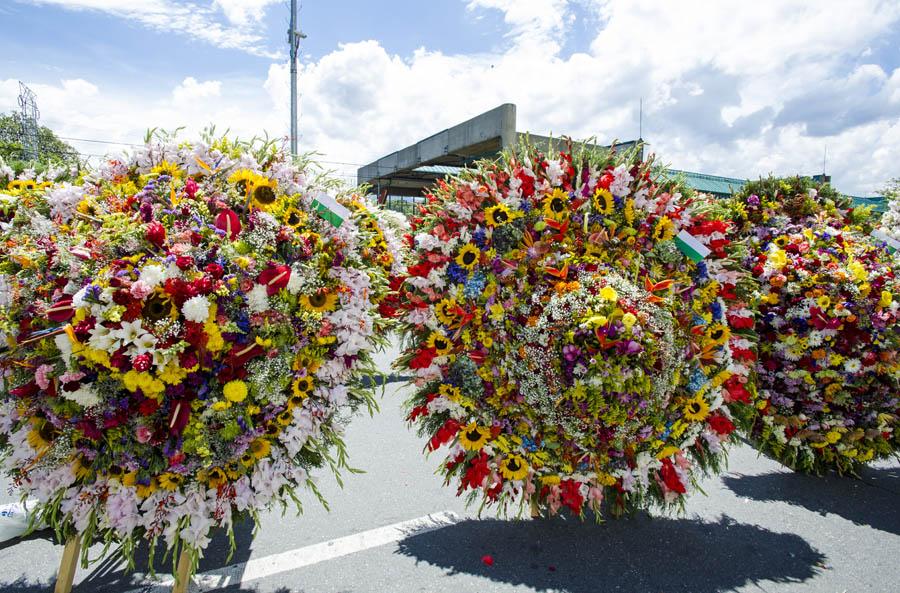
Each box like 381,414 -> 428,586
145,221 -> 166,247
175,255 -> 194,271
184,177 -> 199,198
137,397 -> 160,416
215,209 -> 242,240
257,264 -> 292,296
205,263 -> 224,279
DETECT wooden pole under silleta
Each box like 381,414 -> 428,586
172,549 -> 192,593
54,536 -> 80,593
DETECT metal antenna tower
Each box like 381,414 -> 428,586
288,0 -> 306,156
16,81 -> 41,162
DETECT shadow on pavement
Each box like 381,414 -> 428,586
723,465 -> 900,536
396,514 -> 825,593
0,515 -> 267,592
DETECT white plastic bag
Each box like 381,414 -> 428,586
0,500 -> 41,543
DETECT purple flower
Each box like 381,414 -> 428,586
563,344 -> 581,362
747,194 -> 760,207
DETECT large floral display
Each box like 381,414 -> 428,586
0,134 -> 390,570
396,144 -> 756,517
724,178 -> 899,474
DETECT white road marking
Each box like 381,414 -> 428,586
122,511 -> 459,592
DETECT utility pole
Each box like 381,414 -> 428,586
17,82 -> 40,162
288,0 -> 306,156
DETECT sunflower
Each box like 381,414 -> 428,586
300,291 -> 339,313
458,422 -> 491,451
224,462 -> 243,480
593,188 -> 615,215
150,160 -> 183,179
158,472 -> 184,491
276,408 -> 294,426
499,454 -> 529,480
143,292 -> 177,322
135,478 -> 158,498
455,243 -> 481,270
71,455 -> 94,480
774,235 -> 789,248
426,331 -> 453,355
705,322 -> 730,346
485,203 -> 512,227
227,169 -> 258,197
438,384 -> 462,401
652,216 -> 676,242
205,467 -> 228,489
542,189 -> 569,219
291,375 -> 314,401
26,419 -> 56,453
283,207 -> 306,229
683,395 -> 710,422
251,177 -> 279,210
240,451 -> 256,468
434,298 -> 459,326
250,438 -> 272,459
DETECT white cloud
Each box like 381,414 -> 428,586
8,0 -> 900,194
21,0 -> 281,57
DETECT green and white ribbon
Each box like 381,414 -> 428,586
310,192 -> 351,228
674,229 -> 711,263
871,229 -> 900,253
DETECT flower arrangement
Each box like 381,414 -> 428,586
878,179 -> 899,245
0,133 -> 389,573
396,143 -> 756,517
740,228 -> 899,473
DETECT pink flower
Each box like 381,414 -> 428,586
130,280 -> 153,300
59,371 -> 86,384
135,425 -> 152,444
35,364 -> 53,390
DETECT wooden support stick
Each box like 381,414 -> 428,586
54,536 -> 80,593
530,499 -> 541,519
172,549 -> 192,593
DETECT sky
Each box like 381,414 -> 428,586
1,0 -> 898,194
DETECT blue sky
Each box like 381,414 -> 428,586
1,0 -> 898,194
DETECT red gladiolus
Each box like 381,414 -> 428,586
428,418 -> 460,451
707,413 -> 735,436
145,222 -> 166,247
559,479 -> 584,513
257,264 -> 292,296
409,347 -> 437,370
215,209 -> 242,240
46,296 -> 76,323
10,382 -> 39,398
659,458 -> 686,494
461,452 -> 491,491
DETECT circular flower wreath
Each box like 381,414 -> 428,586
0,134 -> 389,570
397,144 -> 756,517
737,227 -> 899,474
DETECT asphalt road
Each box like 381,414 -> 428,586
1,342 -> 898,593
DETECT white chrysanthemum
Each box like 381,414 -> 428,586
138,264 -> 167,289
63,385 -> 101,407
843,358 -> 862,373
247,284 -> 269,313
182,295 -> 210,323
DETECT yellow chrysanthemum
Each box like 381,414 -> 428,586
459,422 -> 491,451
223,380 -> 248,403
455,243 -> 481,270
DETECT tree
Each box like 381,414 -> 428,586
0,113 -> 81,179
